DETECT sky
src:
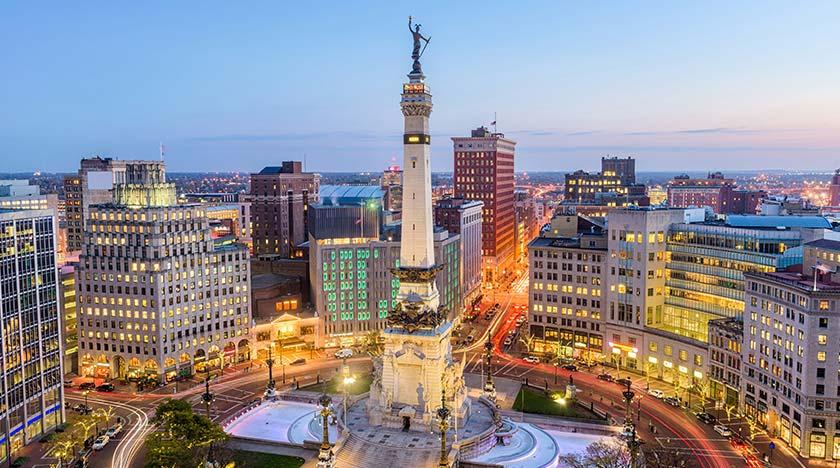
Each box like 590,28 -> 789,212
1,2 -> 839,174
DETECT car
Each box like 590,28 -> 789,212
713,424 -> 732,437
663,396 -> 681,407
466,335 -> 475,343
615,377 -> 632,388
562,364 -> 578,371
507,328 -> 516,336
696,412 -> 716,425
78,382 -> 96,390
92,435 -> 110,451
63,379 -> 75,388
73,403 -> 92,414
96,383 -> 115,392
647,389 -> 665,399
522,356 -> 540,364
290,358 -> 306,365
503,337 -> 512,346
105,423 -> 123,438
77,447 -> 92,463
597,373 -> 614,382
334,348 -> 353,359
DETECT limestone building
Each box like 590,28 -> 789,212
75,161 -> 252,382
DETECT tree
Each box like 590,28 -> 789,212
518,334 -> 537,354
146,399 -> 228,468
559,439 -> 632,468
644,447 -> 692,467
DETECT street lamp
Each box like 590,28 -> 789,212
201,377 -> 214,419
317,393 -> 335,468
265,343 -> 276,396
436,385 -> 451,468
483,336 -> 496,403
279,336 -> 286,384
342,375 -> 356,421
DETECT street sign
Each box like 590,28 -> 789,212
768,442 -> 776,450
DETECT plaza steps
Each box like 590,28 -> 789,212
335,433 -> 441,468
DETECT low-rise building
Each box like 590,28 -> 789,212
707,318 -> 743,408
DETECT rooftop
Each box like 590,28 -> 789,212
725,215 -> 831,229
319,185 -> 384,205
805,238 -> 840,251
747,271 -> 840,293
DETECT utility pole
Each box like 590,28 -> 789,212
622,380 -> 642,466
437,381 -> 451,467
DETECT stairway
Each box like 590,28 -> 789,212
335,433 -> 441,468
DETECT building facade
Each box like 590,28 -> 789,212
528,231 -> 607,364
310,227 -> 460,348
830,170 -> 840,208
707,317 -> 743,408
452,126 -> 516,287
249,162 -> 319,258
0,209 -> 64,464
64,157 -> 130,252
76,162 -> 252,382
743,268 -> 840,461
666,172 -> 766,215
434,197 -> 483,307
564,157 -> 647,206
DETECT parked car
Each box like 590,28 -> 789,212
334,348 -> 353,359
562,364 -> 578,371
105,423 -> 123,438
713,424 -> 732,437
63,379 -> 75,388
522,356 -> 540,364
647,389 -> 665,399
79,382 -> 96,390
96,383 -> 115,392
503,337 -> 512,346
663,396 -> 681,407
696,412 -> 716,425
597,373 -> 614,382
77,448 -> 92,463
290,358 -> 306,366
92,435 -> 110,451
466,335 -> 475,343
615,377 -> 632,388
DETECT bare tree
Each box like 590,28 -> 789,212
644,447 -> 692,467
559,439 -> 632,468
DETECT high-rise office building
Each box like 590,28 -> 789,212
0,209 -> 64,464
249,162 -> 319,258
76,161 -> 252,381
564,157 -> 648,206
528,225 -> 607,363
452,126 -> 516,286
308,191 -> 461,348
64,156 -> 131,252
742,255 -> 840,461
434,197 -> 483,307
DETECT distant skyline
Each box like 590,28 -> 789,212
2,2 -> 838,173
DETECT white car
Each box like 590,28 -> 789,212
523,356 -> 540,364
647,389 -> 665,399
106,423 -> 123,438
503,337 -> 512,346
334,348 -> 353,359
92,435 -> 110,451
713,424 -> 732,437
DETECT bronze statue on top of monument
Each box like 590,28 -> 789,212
409,16 -> 431,75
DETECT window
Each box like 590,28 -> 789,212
819,300 -> 829,310
818,334 -> 828,345
817,351 -> 827,362
819,317 -> 829,328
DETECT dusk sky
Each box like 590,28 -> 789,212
2,2 -> 838,173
